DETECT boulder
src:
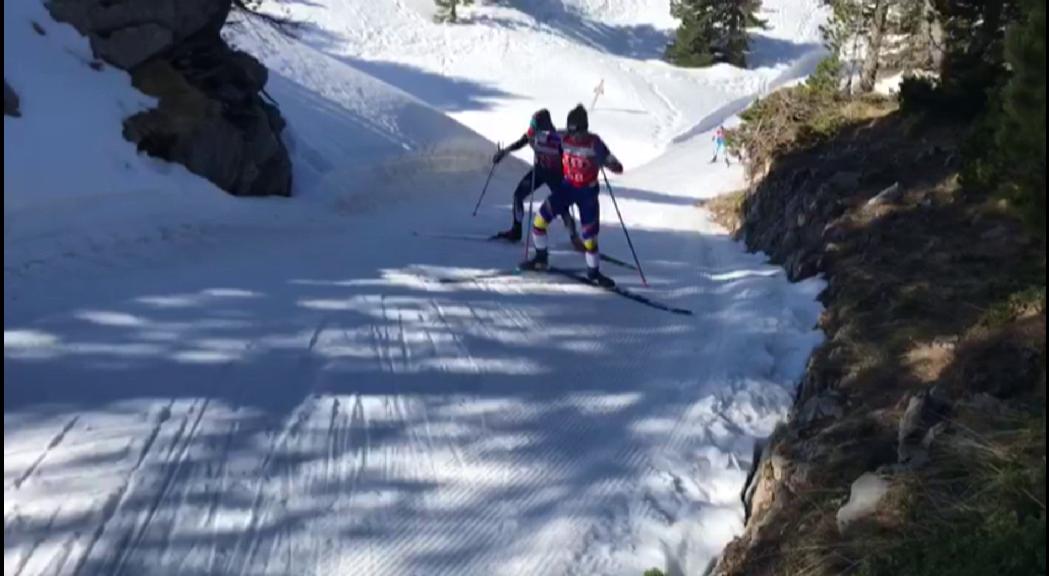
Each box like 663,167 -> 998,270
46,0 -> 229,69
898,388 -> 950,467
45,0 -> 291,197
866,182 -> 903,208
124,41 -> 291,197
4,80 -> 19,117
797,392 -> 845,428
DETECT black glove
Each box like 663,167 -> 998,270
493,149 -> 506,165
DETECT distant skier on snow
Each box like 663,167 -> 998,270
712,126 -> 731,166
521,105 -> 624,288
492,110 -> 583,250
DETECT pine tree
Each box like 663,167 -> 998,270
667,0 -> 764,68
820,0 -> 863,92
434,0 -> 474,24
934,0 -> 1020,108
821,0 -> 943,94
860,0 -> 892,92
897,0 -> 944,72
667,0 -> 718,66
998,0 -> 1045,238
717,0 -> 766,67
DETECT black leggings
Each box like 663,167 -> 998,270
513,170 -> 577,235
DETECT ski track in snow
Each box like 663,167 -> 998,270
5,0 -> 828,574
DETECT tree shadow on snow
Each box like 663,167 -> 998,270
482,0 -> 673,61
3,183 -> 821,574
747,34 -> 824,69
342,58 -> 519,112
290,21 -> 520,113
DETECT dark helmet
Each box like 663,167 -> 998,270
567,104 -> 589,133
531,109 -> 555,132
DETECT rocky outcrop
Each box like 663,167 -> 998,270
5,81 -> 20,117
45,0 -> 292,197
46,0 -> 230,69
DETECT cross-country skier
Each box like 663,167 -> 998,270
521,105 -> 624,288
712,126 -> 730,166
492,110 -> 582,250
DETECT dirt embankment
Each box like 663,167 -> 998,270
712,105 -> 1046,576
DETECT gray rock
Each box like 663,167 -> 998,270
95,24 -> 175,70
867,182 -> 903,208
922,422 -> 947,450
827,171 -> 862,192
47,0 -> 292,197
898,394 -> 927,447
898,388 -> 950,466
837,473 -> 891,533
797,393 -> 845,427
46,0 -> 229,67
980,225 -> 1011,243
742,438 -> 791,527
4,81 -> 19,117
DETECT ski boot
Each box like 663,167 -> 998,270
519,249 -> 549,272
587,268 -> 616,288
492,222 -> 523,243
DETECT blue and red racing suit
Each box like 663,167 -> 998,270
502,127 -> 576,233
533,131 -> 623,270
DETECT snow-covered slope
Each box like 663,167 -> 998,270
261,0 -> 824,166
4,0 -> 496,296
6,0 -> 827,574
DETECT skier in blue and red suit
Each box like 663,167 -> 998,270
492,109 -> 582,249
521,105 -> 624,288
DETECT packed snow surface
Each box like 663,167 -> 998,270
5,0 -> 827,574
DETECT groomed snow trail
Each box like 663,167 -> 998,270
5,1 -> 826,574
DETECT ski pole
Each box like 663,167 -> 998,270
472,144 -> 500,217
602,168 -> 648,287
523,153 -> 538,260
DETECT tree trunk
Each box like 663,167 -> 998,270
450,1 -> 458,23
860,0 -> 891,93
924,0 -> 944,70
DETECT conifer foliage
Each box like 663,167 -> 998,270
667,0 -> 765,68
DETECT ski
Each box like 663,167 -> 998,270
428,267 -> 692,316
430,267 -> 692,316
413,232 -> 640,271
434,268 -> 588,285
594,253 -> 639,272
537,267 -> 694,317
435,269 -> 522,285
412,231 -> 504,243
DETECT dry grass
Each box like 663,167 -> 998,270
700,190 -> 747,233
